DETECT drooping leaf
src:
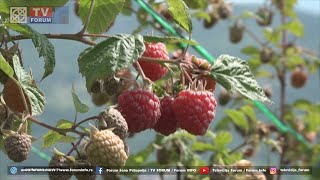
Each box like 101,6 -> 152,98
240,105 -> 256,121
12,55 -> 45,116
281,19 -> 304,37
0,53 -> 14,78
241,46 -> 259,56
143,36 -> 198,45
191,142 -> 216,152
9,24 -> 55,80
71,86 -> 89,114
5,24 -> 32,36
211,55 -> 273,104
78,34 -> 145,90
263,28 -> 281,44
42,131 -> 61,148
224,109 -> 248,132
42,121 -> 75,148
166,0 -> 192,33
78,0 -> 125,34
214,131 -> 232,151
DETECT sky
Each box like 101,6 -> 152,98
232,0 -> 320,15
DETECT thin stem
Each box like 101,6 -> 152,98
134,61 -> 152,84
278,0 -> 288,179
139,56 -> 178,64
9,33 -> 96,46
27,116 -> 87,136
229,141 -> 247,154
67,136 -> 84,156
72,116 -> 100,130
77,0 -> 95,35
245,28 -> 266,46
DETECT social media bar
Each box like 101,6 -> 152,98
8,166 -> 315,176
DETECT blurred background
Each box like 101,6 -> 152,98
0,0 -> 319,179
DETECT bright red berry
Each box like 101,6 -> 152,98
137,42 -> 169,81
172,90 -> 217,135
118,89 -> 161,133
154,96 -> 178,136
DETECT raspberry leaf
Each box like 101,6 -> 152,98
0,53 -> 14,78
78,0 -> 125,34
71,86 -> 89,114
224,109 -> 249,132
12,55 -> 46,116
211,54 -> 273,104
214,131 -> 232,152
166,0 -> 192,33
78,34 -> 145,90
8,24 -> 56,81
42,121 -> 75,148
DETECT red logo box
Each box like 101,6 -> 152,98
199,166 -> 210,174
30,7 -> 52,17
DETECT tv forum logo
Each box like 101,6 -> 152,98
9,6 -> 69,24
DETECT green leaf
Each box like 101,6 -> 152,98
78,34 -> 145,90
56,121 -> 73,129
293,99 -> 311,111
0,53 -> 14,78
193,11 -> 210,21
240,105 -> 256,121
191,142 -> 216,152
211,55 -> 272,104
28,26 -> 55,80
78,0 -> 125,34
263,28 -> 281,44
42,120 -> 75,148
224,109 -> 248,132
241,46 -> 259,56
10,24 -> 55,80
214,131 -> 232,151
4,0 -> 68,6
57,135 -> 76,143
5,24 -> 32,36
56,119 -> 74,127
42,131 -> 61,148
143,36 -> 198,45
12,55 -> 45,116
281,19 -> 304,37
71,86 -> 89,114
6,23 -> 56,80
166,0 -> 192,33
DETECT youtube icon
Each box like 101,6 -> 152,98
199,166 -> 210,174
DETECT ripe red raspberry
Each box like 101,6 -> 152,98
172,90 -> 217,135
118,89 -> 161,133
137,42 -> 169,81
154,96 -> 178,136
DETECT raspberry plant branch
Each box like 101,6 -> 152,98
27,116 -> 88,137
244,28 -> 267,47
9,33 -> 97,46
66,135 -> 84,156
77,0 -> 95,35
72,116 -> 100,130
278,0 -> 289,178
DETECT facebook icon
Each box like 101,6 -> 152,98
96,167 -> 104,175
